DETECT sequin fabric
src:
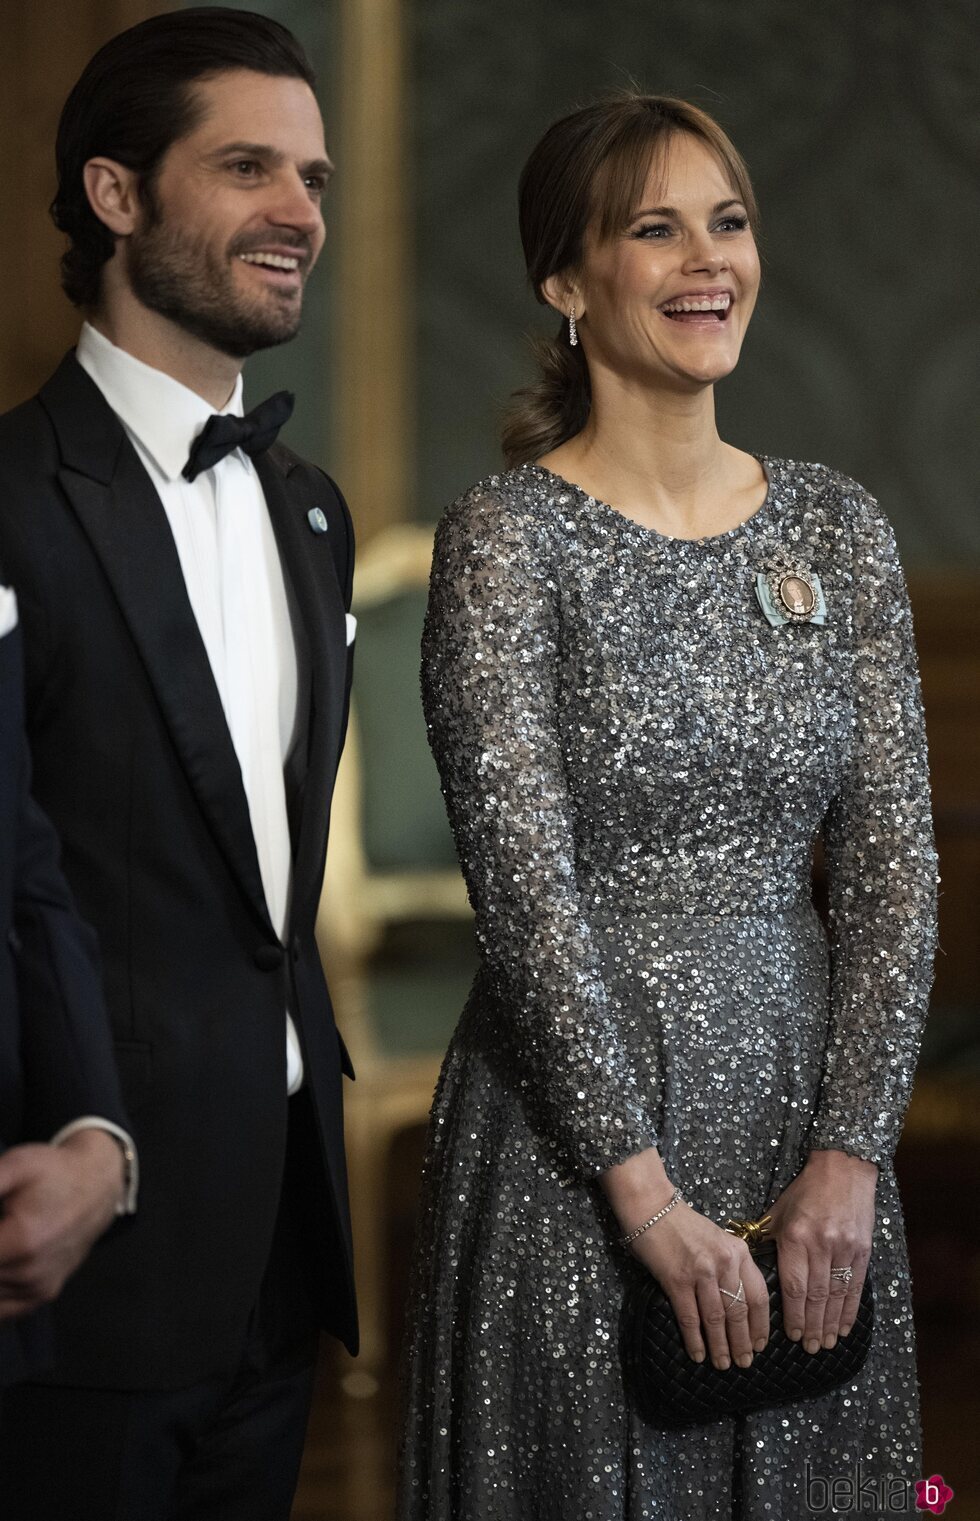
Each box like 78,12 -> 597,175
397,458 -> 938,1519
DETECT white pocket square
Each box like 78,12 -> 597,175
0,586 -> 18,639
345,613 -> 357,647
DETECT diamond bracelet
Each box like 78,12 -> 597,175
617,1188 -> 687,1247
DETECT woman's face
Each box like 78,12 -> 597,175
569,133 -> 761,393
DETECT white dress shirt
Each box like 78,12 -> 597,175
76,322 -> 304,1093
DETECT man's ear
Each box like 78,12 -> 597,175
541,272 -> 585,323
82,158 -> 143,238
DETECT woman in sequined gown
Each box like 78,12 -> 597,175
397,95 -> 937,1521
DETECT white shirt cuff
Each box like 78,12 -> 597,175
50,1117 -> 139,1215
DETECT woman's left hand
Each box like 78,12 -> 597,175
766,1148 -> 877,1353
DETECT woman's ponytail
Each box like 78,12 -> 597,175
501,325 -> 591,468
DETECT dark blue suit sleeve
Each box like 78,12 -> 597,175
12,738 -> 128,1141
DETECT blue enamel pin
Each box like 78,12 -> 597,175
308,507 -> 328,534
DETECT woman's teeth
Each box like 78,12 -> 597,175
660,295 -> 731,316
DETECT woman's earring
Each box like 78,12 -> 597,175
568,306 -> 578,347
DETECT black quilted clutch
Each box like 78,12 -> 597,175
622,1240 -> 874,1429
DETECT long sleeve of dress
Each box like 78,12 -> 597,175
421,486 -> 660,1176
812,490 -> 938,1166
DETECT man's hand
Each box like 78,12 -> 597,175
0,1130 -> 124,1320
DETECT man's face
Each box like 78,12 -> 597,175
125,69 -> 331,358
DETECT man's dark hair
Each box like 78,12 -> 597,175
51,6 -> 317,309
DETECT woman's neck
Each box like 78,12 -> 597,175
538,376 -> 761,540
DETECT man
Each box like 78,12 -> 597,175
0,580 -> 133,1384
0,10 -> 357,1517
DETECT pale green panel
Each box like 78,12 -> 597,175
184,0 -> 341,471
410,0 -> 980,567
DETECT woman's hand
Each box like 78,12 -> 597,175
766,1148 -> 877,1353
631,1200 -> 770,1371
602,1147 -> 769,1370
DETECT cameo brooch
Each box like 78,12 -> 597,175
754,561 -> 827,627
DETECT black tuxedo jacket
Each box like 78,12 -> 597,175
0,355 -> 357,1389
0,610 -> 128,1387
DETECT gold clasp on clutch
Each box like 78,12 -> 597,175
725,1213 -> 772,1247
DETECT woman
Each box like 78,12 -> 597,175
398,94 -> 937,1519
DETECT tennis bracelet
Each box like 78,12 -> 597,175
618,1188 -> 688,1247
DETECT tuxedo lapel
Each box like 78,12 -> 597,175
39,355 -> 273,935
255,450 -> 347,921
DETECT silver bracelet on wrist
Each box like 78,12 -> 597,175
618,1187 -> 686,1247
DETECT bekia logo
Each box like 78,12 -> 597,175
806,1463 -> 955,1513
915,1474 -> 954,1514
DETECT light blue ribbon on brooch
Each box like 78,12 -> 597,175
754,572 -> 827,627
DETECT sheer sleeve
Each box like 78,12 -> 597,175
421,486 -> 659,1176
812,490 -> 938,1166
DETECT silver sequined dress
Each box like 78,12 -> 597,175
397,458 -> 937,1520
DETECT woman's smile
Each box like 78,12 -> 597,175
657,285 -> 734,328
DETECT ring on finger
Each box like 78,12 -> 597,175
719,1279 -> 745,1308
829,1266 -> 854,1285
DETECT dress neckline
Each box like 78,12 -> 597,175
520,456 -> 773,547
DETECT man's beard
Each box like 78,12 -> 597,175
127,194 -> 308,359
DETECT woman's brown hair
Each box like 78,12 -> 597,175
501,93 -> 758,468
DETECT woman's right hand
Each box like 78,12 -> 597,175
631,1202 -> 770,1370
602,1148 -> 769,1369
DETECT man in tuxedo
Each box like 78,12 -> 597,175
0,10 -> 357,1518
0,581 -> 133,1386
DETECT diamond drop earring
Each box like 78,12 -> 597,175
568,306 -> 578,347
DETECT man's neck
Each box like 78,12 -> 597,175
87,296 -> 242,411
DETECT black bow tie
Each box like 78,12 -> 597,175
183,390 -> 295,481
